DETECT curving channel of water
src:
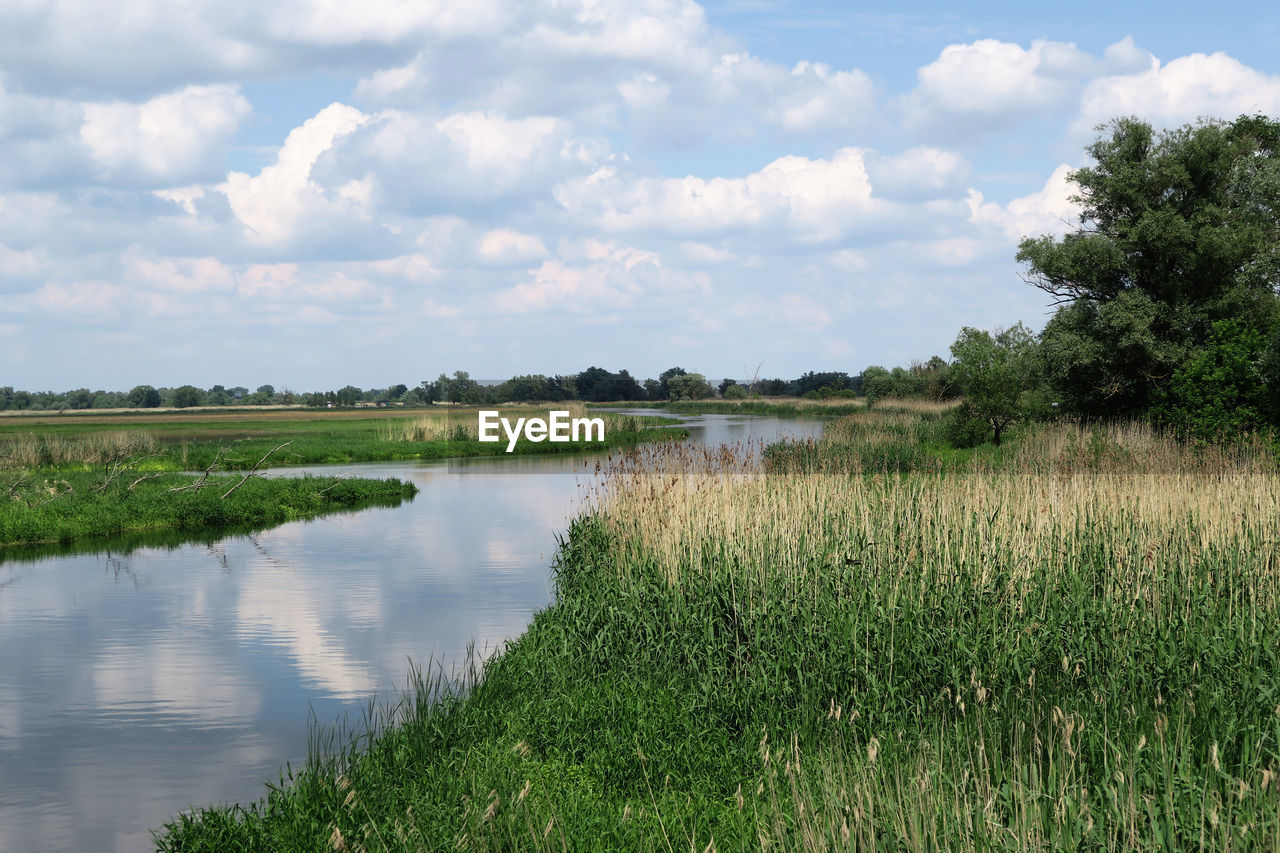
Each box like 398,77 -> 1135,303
0,412 -> 822,853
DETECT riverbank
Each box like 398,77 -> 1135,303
0,469 -> 417,547
0,404 -> 683,470
156,411 -> 1280,850
0,405 -> 681,548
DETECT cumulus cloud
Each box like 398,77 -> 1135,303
1077,52 -> 1280,133
80,85 -> 250,185
864,147 -> 971,201
905,37 -> 1154,135
222,102 -> 369,244
967,164 -> 1080,242
495,241 -> 706,314
477,229 -> 550,264
321,109 -> 610,214
555,148 -> 884,242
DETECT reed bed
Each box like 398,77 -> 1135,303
0,429 -> 157,469
157,412 -> 1280,851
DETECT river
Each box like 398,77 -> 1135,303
0,411 -> 822,852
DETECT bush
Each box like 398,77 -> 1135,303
942,401 -> 990,448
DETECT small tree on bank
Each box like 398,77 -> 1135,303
948,323 -> 1043,446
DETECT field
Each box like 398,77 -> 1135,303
0,405 -> 680,548
593,396 -> 956,418
156,408 -> 1280,851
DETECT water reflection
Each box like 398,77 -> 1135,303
0,412 -> 822,852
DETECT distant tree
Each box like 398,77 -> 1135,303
642,378 -> 661,400
437,371 -> 479,404
861,366 -> 894,408
948,323 -> 1044,446
335,385 -> 362,406
11,390 -> 31,410
128,385 -> 161,408
667,373 -> 713,400
717,378 -> 737,396
256,384 -> 275,398
759,378 -> 790,397
0,387 -> 12,410
723,383 -> 748,400
277,387 -> 296,405
576,367 -> 644,401
65,388 -> 94,409
657,366 -> 687,400
387,383 -> 408,401
172,385 -> 204,408
796,371 -> 854,396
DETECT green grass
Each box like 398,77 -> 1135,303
155,414 -> 1280,851
0,407 -> 684,471
0,468 -> 416,548
0,407 -> 681,551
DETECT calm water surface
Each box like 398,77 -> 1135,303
0,413 -> 821,852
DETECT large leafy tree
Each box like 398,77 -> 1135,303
1018,115 -> 1280,423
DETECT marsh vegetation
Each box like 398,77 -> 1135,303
156,406 -> 1280,850
0,406 -> 680,548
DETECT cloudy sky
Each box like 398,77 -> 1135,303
2,0 -> 1279,391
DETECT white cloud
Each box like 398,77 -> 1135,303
121,250 -> 237,293
222,102 -> 369,244
328,109 -> 610,213
264,0 -> 506,45
478,229 -> 549,264
495,241 -> 705,313
80,85 -> 250,185
906,37 -> 1154,134
865,147 -> 971,201
967,164 -> 1080,242
555,148 -> 882,241
1077,52 -> 1280,133
680,241 -> 734,264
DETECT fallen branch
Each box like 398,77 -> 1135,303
128,472 -> 167,490
94,452 -> 161,493
5,474 -> 29,500
37,483 -> 73,506
221,441 -> 292,499
168,448 -> 228,493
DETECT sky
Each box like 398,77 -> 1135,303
2,1 -> 1279,391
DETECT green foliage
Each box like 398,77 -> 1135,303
1020,115 -> 1280,424
171,385 -> 204,408
666,372 -> 713,400
722,383 -> 748,400
127,384 -> 161,408
0,471 -> 415,548
941,401 -> 990,448
948,323 -> 1043,446
157,426 -> 1280,849
1158,318 -> 1268,441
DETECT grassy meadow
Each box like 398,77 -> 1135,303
0,405 -> 680,548
156,408 -> 1280,851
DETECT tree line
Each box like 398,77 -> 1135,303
0,360 -> 965,412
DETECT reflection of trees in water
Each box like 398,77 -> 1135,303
104,553 -> 139,586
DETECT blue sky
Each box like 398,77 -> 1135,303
2,1 -> 1279,391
